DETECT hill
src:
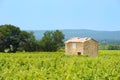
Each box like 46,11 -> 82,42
27,29 -> 120,44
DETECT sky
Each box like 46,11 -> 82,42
0,0 -> 120,31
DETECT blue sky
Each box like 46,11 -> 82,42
0,0 -> 120,31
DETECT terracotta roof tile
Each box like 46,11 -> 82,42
65,37 -> 94,43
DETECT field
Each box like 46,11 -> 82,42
0,50 -> 120,80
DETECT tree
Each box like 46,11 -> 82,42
108,45 -> 120,50
19,31 -> 38,52
53,30 -> 65,47
0,24 -> 20,52
41,30 -> 64,51
0,24 -> 38,52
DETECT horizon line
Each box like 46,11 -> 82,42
22,29 -> 120,32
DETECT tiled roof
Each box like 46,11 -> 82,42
65,37 -> 97,43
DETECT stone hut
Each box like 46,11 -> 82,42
65,37 -> 98,56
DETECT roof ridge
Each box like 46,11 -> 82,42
65,37 -> 97,43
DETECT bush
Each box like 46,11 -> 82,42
57,48 -> 65,52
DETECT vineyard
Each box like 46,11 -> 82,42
0,50 -> 120,80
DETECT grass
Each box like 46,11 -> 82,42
0,50 -> 120,80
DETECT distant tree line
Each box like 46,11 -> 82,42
0,24 -> 64,53
99,39 -> 120,45
99,44 -> 120,50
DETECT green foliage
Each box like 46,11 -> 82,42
19,31 -> 38,52
107,45 -> 120,50
0,24 -> 21,52
0,24 -> 38,52
0,50 -> 120,79
57,48 -> 65,52
0,24 -> 65,52
99,44 -> 120,50
41,30 -> 65,51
